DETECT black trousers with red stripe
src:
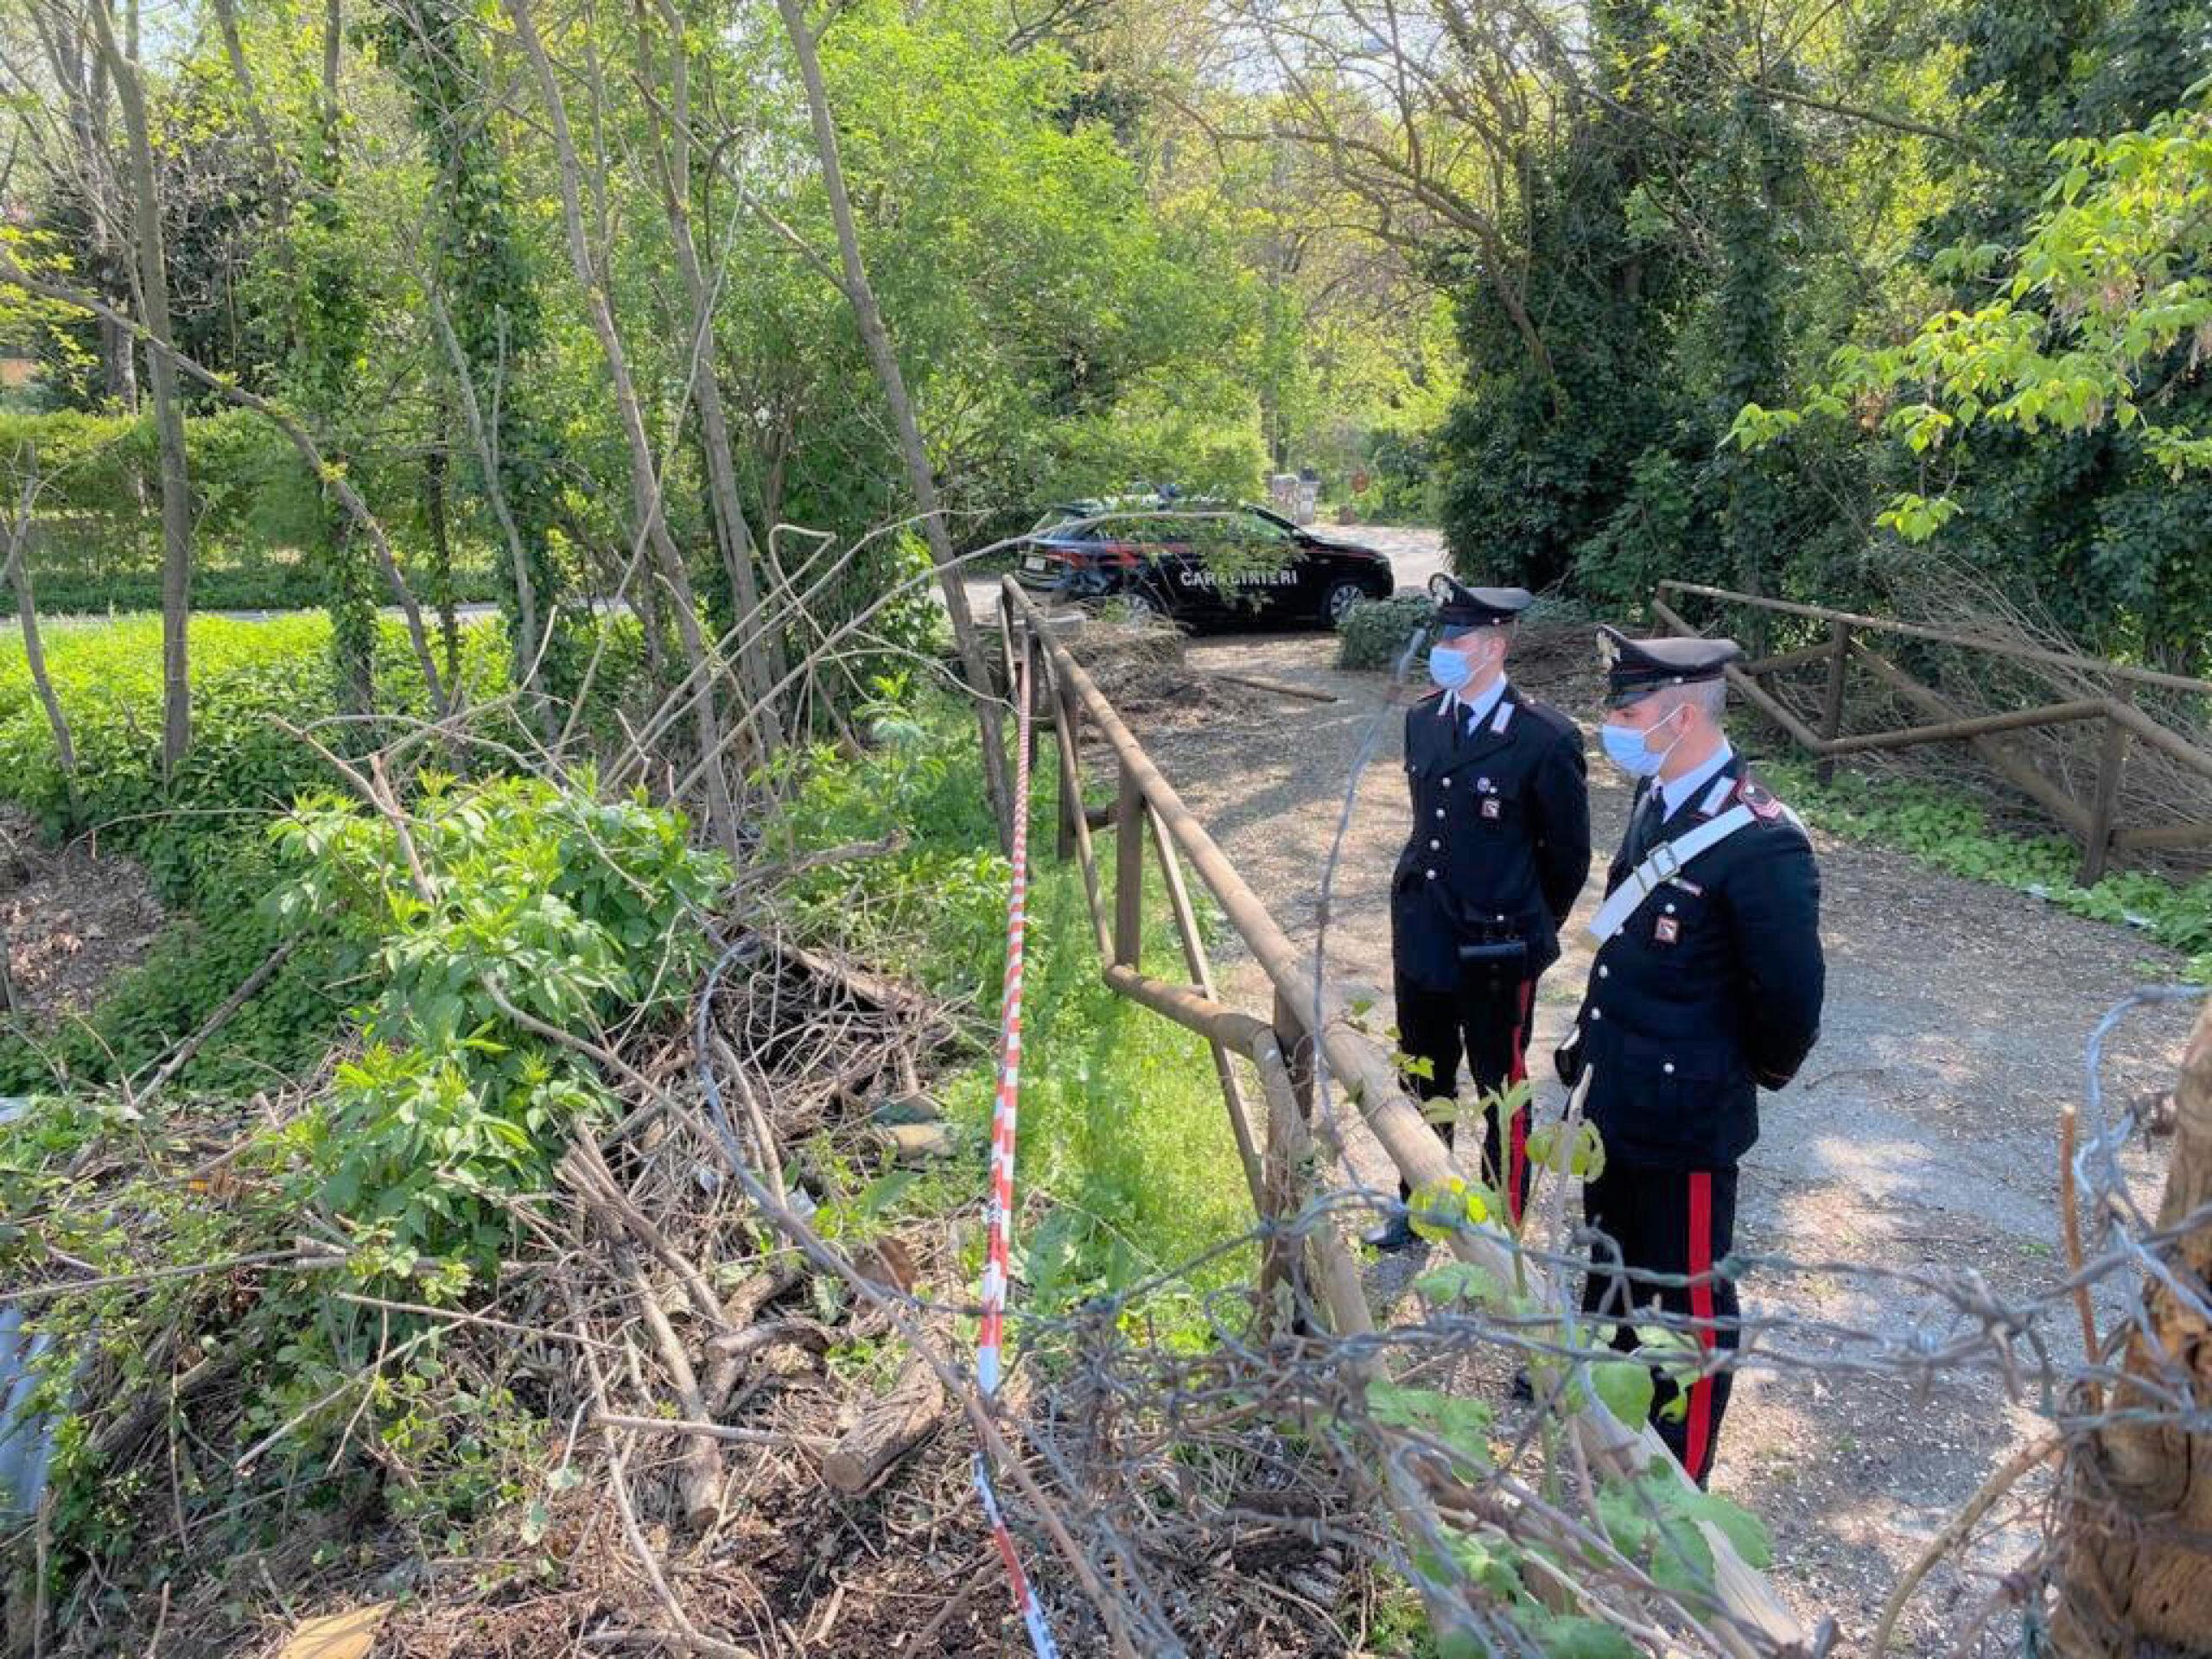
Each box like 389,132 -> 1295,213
1392,969 -> 1535,1223
1580,1162 -> 1740,1485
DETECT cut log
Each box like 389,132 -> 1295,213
2050,991 -> 2212,1656
818,1353 -> 945,1496
1200,668 -> 1339,703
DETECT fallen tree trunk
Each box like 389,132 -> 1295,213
2050,991 -> 2212,1656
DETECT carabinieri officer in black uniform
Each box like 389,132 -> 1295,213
1371,575 -> 1591,1252
1557,626 -> 1825,1485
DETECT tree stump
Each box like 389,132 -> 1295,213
2051,993 -> 2212,1656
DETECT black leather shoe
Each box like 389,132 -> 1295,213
1363,1215 -> 1418,1253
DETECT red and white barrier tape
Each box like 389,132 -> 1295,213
972,645 -> 1060,1658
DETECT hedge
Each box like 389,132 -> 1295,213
0,408 -> 502,613
1335,591 -> 1439,671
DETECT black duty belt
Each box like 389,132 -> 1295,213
1457,918 -> 1527,968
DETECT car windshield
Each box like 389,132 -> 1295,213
1030,506 -> 1102,538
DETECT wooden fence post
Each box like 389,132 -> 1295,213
1114,763 -> 1144,968
1054,674 -> 1079,863
2080,690 -> 2134,887
1259,989 -> 1321,1338
1147,810 -> 1267,1212
1817,619 -> 1850,784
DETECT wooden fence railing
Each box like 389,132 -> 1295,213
1653,582 -> 2212,885
996,577 -> 1806,1652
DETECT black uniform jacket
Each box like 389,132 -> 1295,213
1390,684 -> 1592,992
1569,756 -> 1825,1170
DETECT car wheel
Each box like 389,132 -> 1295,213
1117,586 -> 1166,620
1323,580 -> 1368,626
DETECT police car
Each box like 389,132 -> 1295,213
1014,499 -> 1395,629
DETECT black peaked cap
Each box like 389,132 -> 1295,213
1598,625 -> 1741,708
1428,574 -> 1534,630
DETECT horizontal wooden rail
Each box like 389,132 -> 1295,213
1739,641 -> 1838,678
1653,584 -> 2212,882
1819,696 -> 2110,755
2116,822 -> 2212,852
1658,581 -> 2212,696
1847,643 -> 2096,839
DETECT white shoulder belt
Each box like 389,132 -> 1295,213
1586,804 -> 1757,944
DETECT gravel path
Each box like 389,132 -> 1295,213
1095,531 -> 2193,1650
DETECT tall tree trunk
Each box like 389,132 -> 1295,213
1,472 -> 77,809
38,10 -> 134,410
422,283 -> 543,716
423,392 -> 461,690
88,0 -> 191,778
637,0 -> 785,755
768,0 -> 1013,849
2050,993 -> 2212,1653
309,0 -> 378,714
500,0 -> 741,855
208,0 -> 279,172
379,0 -> 567,711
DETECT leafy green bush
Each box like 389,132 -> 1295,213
0,773 -> 728,1618
1354,427 -> 1440,524
270,773 -> 728,1273
0,611 -> 669,1093
1337,592 -> 1438,671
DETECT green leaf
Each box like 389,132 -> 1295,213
1414,1261 -> 1510,1310
857,1168 -> 918,1220
1522,1611 -> 1638,1659
1589,1357 -> 1655,1426
1677,1487 -> 1774,1569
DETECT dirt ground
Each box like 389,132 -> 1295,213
0,804 -> 163,1020
1090,551 -> 2192,1652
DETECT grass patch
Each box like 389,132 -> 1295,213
772,691 -> 1258,1323
1759,747 -> 2212,978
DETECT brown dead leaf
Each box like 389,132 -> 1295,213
278,1603 -> 392,1659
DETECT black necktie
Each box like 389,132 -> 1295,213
1624,788 -> 1664,867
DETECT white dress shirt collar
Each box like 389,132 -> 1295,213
1444,674 -> 1510,732
1658,740 -> 1735,820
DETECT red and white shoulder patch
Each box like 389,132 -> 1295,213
1735,776 -> 1786,822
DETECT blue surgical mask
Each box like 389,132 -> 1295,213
1429,633 -> 1500,692
1601,710 -> 1685,779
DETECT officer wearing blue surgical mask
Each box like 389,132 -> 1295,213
1374,576 -> 1592,1252
1554,626 -> 1826,1487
